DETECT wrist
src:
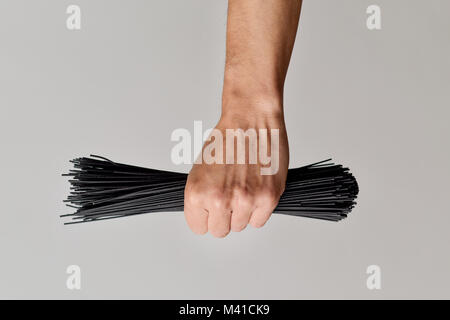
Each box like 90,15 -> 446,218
221,67 -> 284,119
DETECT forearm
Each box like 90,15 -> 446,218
184,0 -> 299,237
222,0 -> 302,115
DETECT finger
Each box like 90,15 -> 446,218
184,204 -> 208,235
230,197 -> 254,232
250,190 -> 280,228
208,208 -> 231,238
249,206 -> 273,228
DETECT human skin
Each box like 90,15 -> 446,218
184,0 -> 302,237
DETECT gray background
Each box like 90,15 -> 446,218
0,0 -> 449,299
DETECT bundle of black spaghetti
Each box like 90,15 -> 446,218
62,155 -> 359,224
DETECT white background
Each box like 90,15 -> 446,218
0,0 -> 449,298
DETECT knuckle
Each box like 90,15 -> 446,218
185,186 -> 204,206
209,191 -> 229,209
233,187 -> 253,208
257,188 -> 280,207
232,186 -> 247,197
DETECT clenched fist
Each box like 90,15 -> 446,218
184,107 -> 289,237
183,0 -> 301,237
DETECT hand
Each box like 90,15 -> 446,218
183,0 -> 300,237
184,103 -> 289,238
